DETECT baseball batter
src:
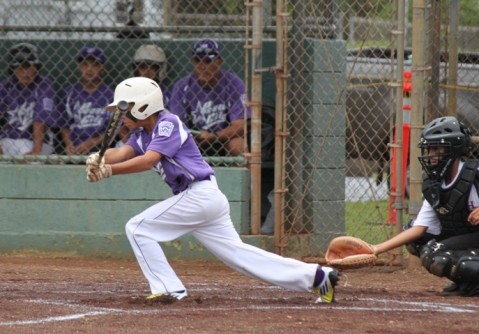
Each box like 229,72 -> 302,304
86,77 -> 340,303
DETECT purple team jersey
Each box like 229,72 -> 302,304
160,84 -> 171,109
126,111 -> 214,194
0,75 -> 58,141
169,70 -> 251,132
58,82 -> 114,146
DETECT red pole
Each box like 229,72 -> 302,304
388,71 -> 412,224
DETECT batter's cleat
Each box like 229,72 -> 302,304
146,290 -> 188,301
313,267 -> 340,303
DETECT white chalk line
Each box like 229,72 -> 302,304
0,295 -> 476,326
0,282 -> 278,297
0,311 -> 110,326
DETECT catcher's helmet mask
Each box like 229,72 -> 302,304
418,116 -> 473,181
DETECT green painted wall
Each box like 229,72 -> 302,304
0,165 -> 250,258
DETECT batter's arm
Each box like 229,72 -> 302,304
109,150 -> 162,176
104,145 -> 136,164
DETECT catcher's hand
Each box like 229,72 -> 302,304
325,236 -> 377,269
86,163 -> 112,182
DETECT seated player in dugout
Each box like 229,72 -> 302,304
169,38 -> 251,157
372,116 -> 479,297
0,43 -> 59,155
58,46 -> 114,155
132,44 -> 170,107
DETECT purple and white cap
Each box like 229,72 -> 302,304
77,46 -> 106,64
192,39 -> 221,60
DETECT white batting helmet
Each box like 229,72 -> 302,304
132,44 -> 167,83
107,77 -> 164,120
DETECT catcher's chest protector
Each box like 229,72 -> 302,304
423,159 -> 479,238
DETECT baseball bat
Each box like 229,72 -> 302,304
97,100 -> 129,164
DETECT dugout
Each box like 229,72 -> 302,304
0,38 -> 277,109
0,38 -> 276,258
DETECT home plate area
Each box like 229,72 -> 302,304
0,255 -> 477,333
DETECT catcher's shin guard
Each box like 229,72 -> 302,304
406,242 -> 422,257
429,253 -> 454,277
420,240 -> 455,278
419,239 -> 438,270
451,255 -> 479,296
455,255 -> 479,283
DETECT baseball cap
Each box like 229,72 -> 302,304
192,39 -> 221,60
8,43 -> 42,68
77,46 -> 106,65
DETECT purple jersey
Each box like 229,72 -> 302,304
58,82 -> 114,146
126,111 -> 214,194
0,75 -> 58,141
169,70 -> 251,132
160,84 -> 171,109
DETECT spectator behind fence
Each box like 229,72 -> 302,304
0,43 -> 58,155
132,44 -> 171,107
169,38 -> 251,156
114,44 -> 172,148
58,46 -> 114,155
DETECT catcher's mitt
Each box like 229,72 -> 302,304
325,236 -> 377,269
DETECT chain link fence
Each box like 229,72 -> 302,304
0,0 -> 252,164
272,0 -> 479,259
1,0 -> 479,259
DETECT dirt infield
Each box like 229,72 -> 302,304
1,253 -> 478,334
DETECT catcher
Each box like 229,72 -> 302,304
328,117 -> 479,296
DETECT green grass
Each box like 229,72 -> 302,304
345,200 -> 408,244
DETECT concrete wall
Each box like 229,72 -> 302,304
305,38 -> 346,245
0,165 -> 250,259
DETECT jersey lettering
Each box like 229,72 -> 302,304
71,101 -> 107,129
193,100 -> 227,130
7,102 -> 35,132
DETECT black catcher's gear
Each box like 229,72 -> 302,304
418,116 -> 472,182
422,159 -> 479,236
